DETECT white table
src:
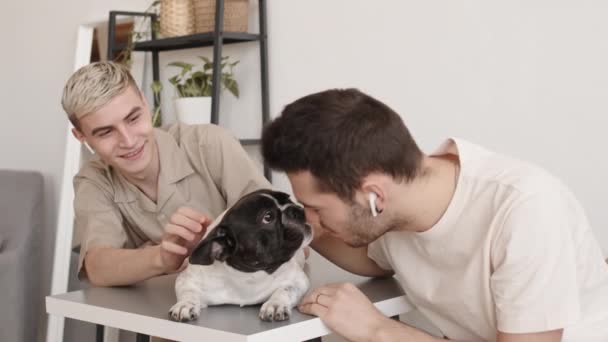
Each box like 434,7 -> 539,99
46,254 -> 413,342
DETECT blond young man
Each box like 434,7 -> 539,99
62,61 -> 270,286
261,89 -> 608,342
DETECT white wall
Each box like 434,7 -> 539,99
0,0 -> 606,340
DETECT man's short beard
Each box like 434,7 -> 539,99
344,202 -> 413,248
344,203 -> 388,247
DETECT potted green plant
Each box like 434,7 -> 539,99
168,56 -> 239,124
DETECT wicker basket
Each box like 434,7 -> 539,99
193,0 -> 249,33
160,0 -> 196,37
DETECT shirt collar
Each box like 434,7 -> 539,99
155,127 -> 195,184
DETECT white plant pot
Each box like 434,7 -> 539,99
174,97 -> 212,125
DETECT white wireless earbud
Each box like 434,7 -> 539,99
83,142 -> 94,154
368,192 -> 379,217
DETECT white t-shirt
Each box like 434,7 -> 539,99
368,138 -> 608,342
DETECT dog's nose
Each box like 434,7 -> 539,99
284,205 -> 305,222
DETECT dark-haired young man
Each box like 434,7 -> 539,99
261,88 -> 608,342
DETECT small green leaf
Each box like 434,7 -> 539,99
168,62 -> 193,78
151,80 -> 162,93
168,75 -> 180,86
151,106 -> 162,127
199,56 -> 211,62
167,61 -> 193,70
223,78 -> 239,98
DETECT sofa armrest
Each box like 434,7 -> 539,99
0,169 -> 44,342
0,170 -> 44,253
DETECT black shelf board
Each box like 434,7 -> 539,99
239,139 -> 261,146
116,32 -> 261,52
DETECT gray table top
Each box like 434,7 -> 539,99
47,253 -> 411,342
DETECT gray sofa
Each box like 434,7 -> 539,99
0,169 -> 44,342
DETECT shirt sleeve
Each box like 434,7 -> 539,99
491,193 -> 581,333
73,178 -> 128,281
200,125 -> 272,207
367,236 -> 393,271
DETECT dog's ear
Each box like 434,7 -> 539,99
190,225 -> 236,265
270,190 -> 292,205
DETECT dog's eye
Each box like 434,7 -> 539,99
262,211 -> 274,224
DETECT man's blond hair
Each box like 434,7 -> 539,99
61,61 -> 139,129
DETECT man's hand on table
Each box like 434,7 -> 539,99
298,282 -> 390,342
158,207 -> 211,274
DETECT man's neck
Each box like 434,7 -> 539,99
392,154 -> 460,233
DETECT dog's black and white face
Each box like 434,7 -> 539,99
189,189 -> 312,274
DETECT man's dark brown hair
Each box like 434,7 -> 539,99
262,88 -> 423,200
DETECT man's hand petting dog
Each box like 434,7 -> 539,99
158,207 -> 211,274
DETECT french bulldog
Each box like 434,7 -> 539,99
169,189 -> 312,322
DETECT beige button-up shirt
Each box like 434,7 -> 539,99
73,123 -> 271,279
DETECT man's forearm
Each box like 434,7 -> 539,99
372,317 -> 446,342
84,245 -> 166,286
311,235 -> 393,277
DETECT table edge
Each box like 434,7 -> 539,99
46,294 -> 413,342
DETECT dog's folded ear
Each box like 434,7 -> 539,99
269,190 -> 291,204
190,226 -> 236,265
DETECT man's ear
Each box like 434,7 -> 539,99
360,178 -> 386,213
72,128 -> 95,154
71,127 -> 85,143
190,226 -> 236,265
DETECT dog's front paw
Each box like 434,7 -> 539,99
169,301 -> 201,322
259,299 -> 292,321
